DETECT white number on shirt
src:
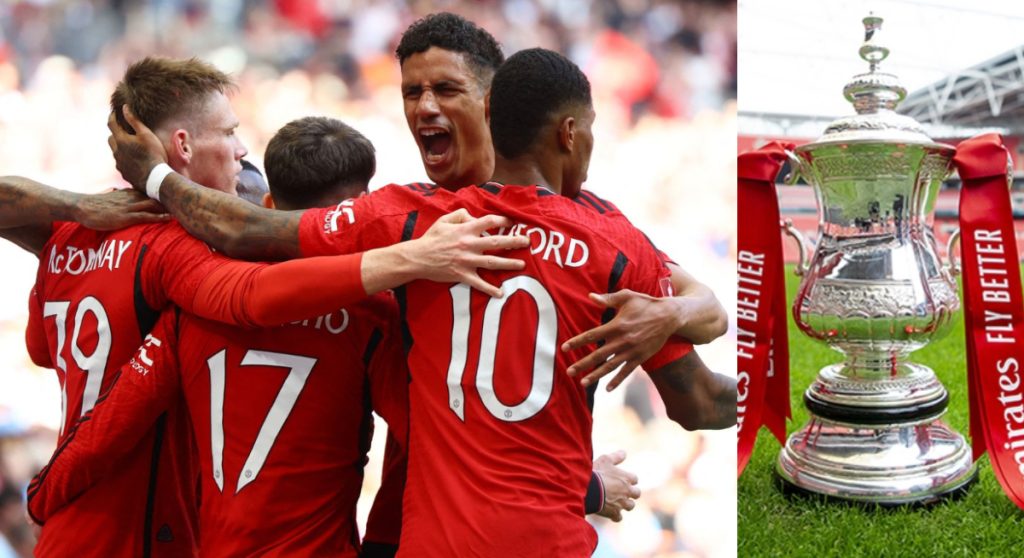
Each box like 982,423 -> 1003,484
446,276 -> 556,422
42,297 -> 112,436
207,349 -> 317,493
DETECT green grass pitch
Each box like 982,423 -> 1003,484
738,265 -> 1024,557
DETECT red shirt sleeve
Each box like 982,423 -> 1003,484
26,310 -> 181,524
297,189 -> 410,258
143,222 -> 367,328
189,253 -> 365,328
642,337 -> 693,371
140,223 -> 234,311
25,281 -> 51,369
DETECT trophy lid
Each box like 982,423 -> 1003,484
800,15 -> 949,149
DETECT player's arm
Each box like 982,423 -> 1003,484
666,262 -> 729,343
26,313 -> 180,524
1,227 -> 50,256
0,176 -> 168,254
0,176 -> 84,235
564,268 -> 726,389
156,171 -> 302,261
175,209 -> 527,327
107,108 -> 305,261
649,350 -> 736,431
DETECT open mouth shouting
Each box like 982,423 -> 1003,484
419,127 -> 453,170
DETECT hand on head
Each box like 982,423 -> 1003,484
107,105 -> 169,192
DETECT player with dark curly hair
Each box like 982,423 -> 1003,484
395,12 -> 504,192
394,12 -> 728,380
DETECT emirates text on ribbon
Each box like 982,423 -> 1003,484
973,228 -> 1024,473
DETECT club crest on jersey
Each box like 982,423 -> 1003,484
47,240 -> 133,276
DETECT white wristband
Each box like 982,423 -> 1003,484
145,163 -> 173,202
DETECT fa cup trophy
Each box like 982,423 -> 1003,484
776,15 -> 977,504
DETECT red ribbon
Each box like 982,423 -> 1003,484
737,143 -> 793,476
955,133 -> 1024,509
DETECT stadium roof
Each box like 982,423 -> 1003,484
899,45 -> 1024,131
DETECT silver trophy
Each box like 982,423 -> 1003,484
776,15 -> 976,504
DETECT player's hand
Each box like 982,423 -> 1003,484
593,450 -> 640,522
563,290 -> 678,389
74,189 -> 170,230
108,105 -> 168,192
407,209 -> 529,297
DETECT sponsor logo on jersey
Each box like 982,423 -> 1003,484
324,200 -> 356,233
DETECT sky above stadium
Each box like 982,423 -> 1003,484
738,0 -> 1024,117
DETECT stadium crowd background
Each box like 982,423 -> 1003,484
0,1 -> 736,557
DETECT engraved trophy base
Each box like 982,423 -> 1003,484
776,412 -> 977,506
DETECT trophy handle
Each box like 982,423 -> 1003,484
945,229 -> 961,276
781,219 -> 812,276
783,150 -> 804,185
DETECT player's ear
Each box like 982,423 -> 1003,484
557,116 -> 576,154
262,193 -> 276,209
168,128 -> 192,165
484,91 -> 491,123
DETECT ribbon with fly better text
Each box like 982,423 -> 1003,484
956,133 -> 1024,509
737,143 -> 793,476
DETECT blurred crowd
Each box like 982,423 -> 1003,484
0,1 -> 736,557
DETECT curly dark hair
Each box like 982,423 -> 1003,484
264,116 -> 376,209
396,12 -> 504,86
489,48 -> 592,159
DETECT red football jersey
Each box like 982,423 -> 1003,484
299,183 -> 691,557
28,292 -> 407,557
25,221 -> 232,558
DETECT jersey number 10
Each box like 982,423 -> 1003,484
446,276 -> 556,423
